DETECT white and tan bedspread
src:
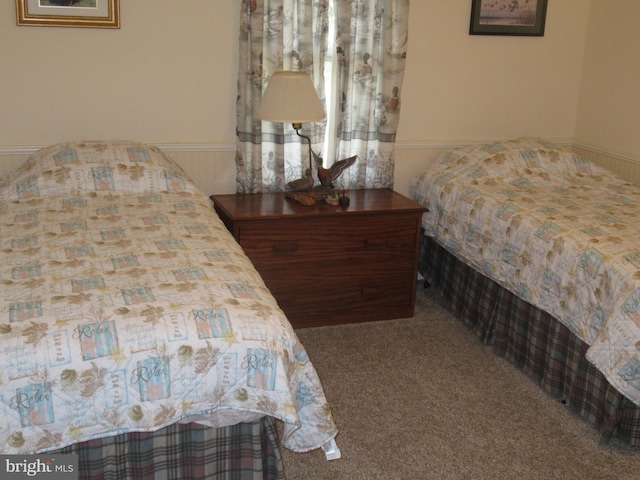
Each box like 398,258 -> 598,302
0,141 -> 337,454
411,138 -> 640,405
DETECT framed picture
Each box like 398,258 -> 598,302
469,0 -> 547,36
16,0 -> 120,29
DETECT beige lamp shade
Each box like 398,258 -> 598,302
255,71 -> 326,123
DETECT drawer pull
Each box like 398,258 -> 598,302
361,287 -> 383,298
272,243 -> 298,256
365,238 -> 389,248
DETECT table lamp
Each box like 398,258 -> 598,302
255,71 -> 326,192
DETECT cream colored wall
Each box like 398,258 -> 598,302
394,0 -> 590,194
398,0 -> 589,143
0,0 -> 237,145
1,0 -> 638,196
574,0 -> 640,158
0,0 -> 239,194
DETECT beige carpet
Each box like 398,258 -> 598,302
281,287 -> 640,480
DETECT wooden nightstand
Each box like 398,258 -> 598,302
211,189 -> 427,328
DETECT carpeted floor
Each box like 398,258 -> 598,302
281,286 -> 640,480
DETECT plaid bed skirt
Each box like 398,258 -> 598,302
48,417 -> 284,480
420,235 -> 640,448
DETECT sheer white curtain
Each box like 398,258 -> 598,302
235,0 -> 410,193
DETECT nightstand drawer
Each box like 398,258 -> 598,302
261,268 -> 416,325
248,245 -> 415,277
237,214 -> 417,262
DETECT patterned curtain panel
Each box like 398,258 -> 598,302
235,0 -> 409,193
236,0 -> 329,193
333,0 -> 410,190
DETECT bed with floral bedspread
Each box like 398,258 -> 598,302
411,138 -> 640,409
0,141 -> 337,475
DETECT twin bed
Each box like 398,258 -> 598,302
411,138 -> 640,447
0,141 -> 337,478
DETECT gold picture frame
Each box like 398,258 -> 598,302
16,0 -> 120,29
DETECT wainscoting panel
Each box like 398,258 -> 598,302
0,151 -> 30,177
394,144 -> 450,198
571,144 -> 640,186
163,147 -> 236,196
0,144 -> 237,196
396,140 -> 640,198
2,141 -> 639,198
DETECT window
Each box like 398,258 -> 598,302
322,0 -> 338,166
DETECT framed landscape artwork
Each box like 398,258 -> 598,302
16,0 -> 120,29
470,0 -> 547,36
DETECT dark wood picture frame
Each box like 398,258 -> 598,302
470,0 -> 547,36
